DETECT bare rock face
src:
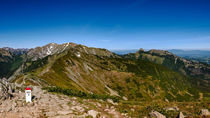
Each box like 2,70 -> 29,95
200,109 -> 210,116
149,110 -> 166,118
0,78 -> 14,100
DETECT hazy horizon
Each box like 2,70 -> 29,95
0,42 -> 210,51
1,42 -> 210,51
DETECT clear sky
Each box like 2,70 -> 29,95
0,0 -> 210,50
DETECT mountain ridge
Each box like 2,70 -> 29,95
0,42 -> 209,102
2,43 -> 206,102
123,49 -> 210,91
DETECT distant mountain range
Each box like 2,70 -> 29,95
112,49 -> 210,64
169,49 -> 210,57
111,49 -> 139,55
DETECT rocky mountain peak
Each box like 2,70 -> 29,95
26,42 -> 118,61
0,48 -> 11,57
2,47 -> 29,55
26,43 -> 67,61
148,49 -> 174,56
139,48 -> 145,52
0,48 -> 13,62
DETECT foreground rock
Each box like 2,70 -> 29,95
177,112 -> 185,118
0,86 -> 125,118
200,109 -> 210,116
0,78 -> 14,100
165,106 -> 179,111
149,110 -> 166,118
88,110 -> 99,118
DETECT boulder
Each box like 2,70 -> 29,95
107,99 -> 118,105
122,96 -> 128,100
88,110 -> 98,118
149,110 -> 166,118
165,106 -> 179,111
200,109 -> 210,116
176,112 -> 185,118
0,78 -> 15,100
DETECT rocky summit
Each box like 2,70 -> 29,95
0,42 -> 209,117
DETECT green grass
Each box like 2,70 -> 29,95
115,100 -> 210,117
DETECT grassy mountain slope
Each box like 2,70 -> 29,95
0,48 -> 24,78
11,44 -> 201,102
123,49 -> 210,92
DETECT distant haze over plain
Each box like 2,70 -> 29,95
111,49 -> 210,57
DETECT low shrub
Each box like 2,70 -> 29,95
43,87 -> 120,102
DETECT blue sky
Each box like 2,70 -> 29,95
0,0 -> 210,50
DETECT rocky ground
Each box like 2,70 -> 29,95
0,78 -> 209,118
0,86 -> 126,118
